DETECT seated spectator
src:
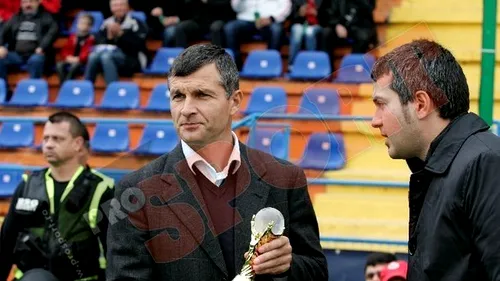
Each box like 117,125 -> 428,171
322,0 -> 377,59
223,0 -> 292,68
364,252 -> 397,281
380,260 -> 408,281
151,0 -> 234,48
84,0 -> 148,85
56,13 -> 95,84
288,0 -> 333,70
0,0 -> 58,91
0,0 -> 60,31
148,0 -> 187,47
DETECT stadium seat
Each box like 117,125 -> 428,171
246,126 -> 288,160
243,86 -> 287,115
69,11 -> 104,35
90,123 -> 129,153
130,11 -> 147,22
98,81 -> 140,110
0,78 -> 6,104
53,80 -> 94,108
0,121 -> 34,148
334,54 -> 376,83
143,47 -> 184,75
298,88 -> 340,116
143,83 -> 171,112
240,50 -> 282,79
8,79 -> 48,107
288,51 -> 332,81
298,133 -> 346,170
0,168 -> 23,197
134,123 -> 179,155
100,169 -> 128,183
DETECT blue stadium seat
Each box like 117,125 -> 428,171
298,133 -> 345,170
143,47 -> 184,75
0,121 -> 34,148
90,123 -> 129,153
135,123 -> 179,155
143,83 -> 170,112
53,80 -> 94,108
100,169 -> 128,183
288,51 -> 332,81
130,11 -> 146,22
240,50 -> 282,79
98,82 -> 140,110
69,11 -> 104,35
0,79 -> 6,104
298,88 -> 340,116
8,79 -> 48,107
0,168 -> 23,197
334,54 -> 376,83
243,86 -> 287,115
247,126 -> 288,160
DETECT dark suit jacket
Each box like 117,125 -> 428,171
106,143 -> 328,281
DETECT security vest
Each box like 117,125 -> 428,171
12,166 -> 114,281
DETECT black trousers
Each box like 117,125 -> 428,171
163,19 -> 226,48
56,61 -> 82,84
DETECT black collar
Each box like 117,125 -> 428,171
406,112 -> 489,174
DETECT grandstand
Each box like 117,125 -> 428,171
1,0 -> 499,280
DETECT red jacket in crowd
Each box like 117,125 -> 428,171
60,34 -> 95,64
0,0 -> 61,22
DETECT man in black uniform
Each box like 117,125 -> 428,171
0,111 -> 114,281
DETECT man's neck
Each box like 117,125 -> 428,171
50,161 -> 81,182
418,118 -> 451,161
193,133 -> 234,172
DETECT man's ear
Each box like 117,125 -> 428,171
230,90 -> 243,115
413,90 -> 436,119
73,136 -> 84,152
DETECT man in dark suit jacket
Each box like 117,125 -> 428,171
106,43 -> 328,281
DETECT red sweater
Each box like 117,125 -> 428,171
60,34 -> 95,64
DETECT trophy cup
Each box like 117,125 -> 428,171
232,207 -> 285,281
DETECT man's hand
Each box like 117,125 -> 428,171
66,56 -> 79,64
252,236 -> 292,275
255,17 -> 272,29
107,22 -> 122,38
0,46 -> 8,58
336,24 -> 348,38
35,47 -> 44,55
151,7 -> 163,17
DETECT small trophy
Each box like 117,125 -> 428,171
233,207 -> 285,281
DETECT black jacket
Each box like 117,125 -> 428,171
406,113 -> 500,281
329,0 -> 375,29
0,6 -> 58,53
290,0 -> 334,27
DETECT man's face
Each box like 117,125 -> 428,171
371,75 -> 421,159
365,264 -> 387,281
77,16 -> 92,34
21,0 -> 39,14
42,121 -> 82,166
110,0 -> 128,19
169,63 -> 241,150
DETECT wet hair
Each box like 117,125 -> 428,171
365,252 -> 398,271
48,111 -> 90,148
168,43 -> 239,98
371,39 -> 469,119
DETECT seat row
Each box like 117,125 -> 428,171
0,78 -> 343,115
0,120 -> 345,169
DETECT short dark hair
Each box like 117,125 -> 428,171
371,39 -> 469,119
365,252 -> 397,270
80,13 -> 95,26
48,112 -> 90,147
168,43 -> 239,97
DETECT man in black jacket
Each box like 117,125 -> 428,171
370,39 -> 500,281
0,0 -> 58,89
83,0 -> 147,86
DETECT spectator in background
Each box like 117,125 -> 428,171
148,0 -> 187,46
380,260 -> 408,281
287,0 -> 333,71
223,0 -> 292,68
84,0 -> 148,86
151,0 -> 234,48
321,0 -> 376,65
0,0 -> 60,30
56,13 -> 95,84
0,0 -> 58,96
364,252 -> 397,281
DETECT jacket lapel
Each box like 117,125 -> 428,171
233,146 -> 270,271
160,144 -> 228,277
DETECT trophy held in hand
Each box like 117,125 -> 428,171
233,207 -> 285,281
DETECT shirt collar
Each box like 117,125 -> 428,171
181,131 -> 241,175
